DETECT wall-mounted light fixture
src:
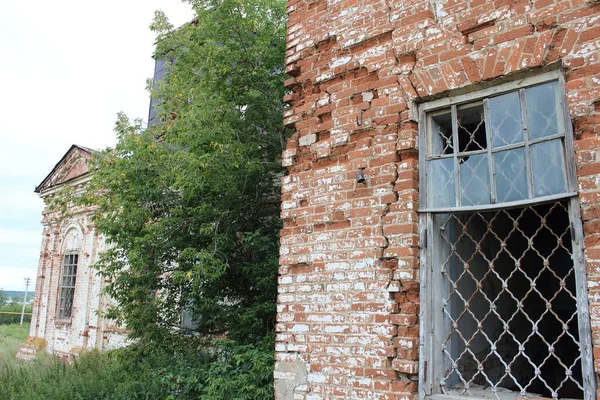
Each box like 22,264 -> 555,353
356,168 -> 366,184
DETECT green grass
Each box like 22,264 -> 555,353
0,324 -> 123,400
0,325 -> 274,399
0,323 -> 29,361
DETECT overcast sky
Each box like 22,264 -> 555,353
0,1 -> 194,291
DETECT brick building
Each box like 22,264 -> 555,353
17,145 -> 127,360
275,0 -> 600,399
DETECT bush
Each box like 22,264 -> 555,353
0,304 -> 32,326
0,334 -> 274,400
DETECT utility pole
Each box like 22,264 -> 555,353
20,277 -> 31,325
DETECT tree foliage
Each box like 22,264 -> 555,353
78,0 -> 287,393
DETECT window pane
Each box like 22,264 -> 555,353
429,109 -> 453,156
525,81 -> 560,140
59,253 -> 78,319
489,92 -> 524,148
494,148 -> 528,203
457,103 -> 486,152
531,140 -> 566,197
64,288 -> 74,318
459,154 -> 490,206
429,158 -> 455,207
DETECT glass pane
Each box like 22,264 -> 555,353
429,158 -> 456,207
525,81 -> 560,140
531,140 -> 566,197
459,154 -> 490,206
489,92 -> 524,148
429,109 -> 453,156
494,148 -> 528,203
457,103 -> 486,152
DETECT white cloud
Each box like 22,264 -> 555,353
0,1 -> 194,291
0,266 -> 37,292
0,187 -> 43,211
0,229 -> 42,246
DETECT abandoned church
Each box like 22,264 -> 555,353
13,0 -> 600,398
17,145 -> 128,360
274,0 -> 600,398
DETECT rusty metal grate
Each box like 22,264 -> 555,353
436,201 -> 583,399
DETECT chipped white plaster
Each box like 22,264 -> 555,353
299,134 -> 317,146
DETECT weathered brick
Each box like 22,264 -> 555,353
275,0 -> 600,397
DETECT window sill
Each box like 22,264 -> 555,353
429,386 -> 578,400
419,192 -> 577,214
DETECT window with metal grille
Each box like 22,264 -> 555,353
58,253 -> 78,320
418,72 -> 595,400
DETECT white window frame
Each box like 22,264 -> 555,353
417,70 -> 596,400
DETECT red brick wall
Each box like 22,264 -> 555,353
276,0 -> 600,398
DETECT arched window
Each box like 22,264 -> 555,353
58,228 -> 80,320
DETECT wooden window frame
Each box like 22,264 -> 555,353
417,71 -> 596,400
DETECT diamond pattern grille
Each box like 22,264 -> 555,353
435,122 -> 453,155
437,201 -> 583,399
59,253 -> 78,320
457,108 -> 486,152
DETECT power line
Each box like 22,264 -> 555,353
20,278 -> 31,326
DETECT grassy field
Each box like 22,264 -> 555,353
0,323 -> 29,361
0,323 -> 126,400
0,324 -> 273,399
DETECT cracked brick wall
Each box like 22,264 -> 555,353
275,0 -> 600,398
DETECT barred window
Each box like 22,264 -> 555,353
418,73 -> 595,400
58,253 -> 78,320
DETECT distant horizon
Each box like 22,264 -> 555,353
2,290 -> 35,294
0,276 -> 36,292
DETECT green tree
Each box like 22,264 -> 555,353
0,289 -> 6,307
78,0 -> 287,397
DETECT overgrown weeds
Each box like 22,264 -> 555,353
0,324 -> 273,400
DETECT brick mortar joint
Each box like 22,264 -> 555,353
376,172 -> 408,377
393,48 -> 422,105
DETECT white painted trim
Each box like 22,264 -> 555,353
39,174 -> 92,198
